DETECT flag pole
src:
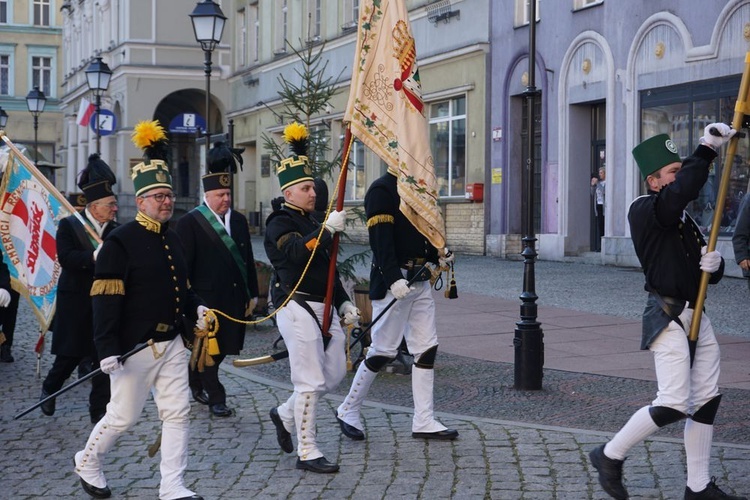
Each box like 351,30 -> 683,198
687,51 -> 750,365
322,126 -> 353,335
0,133 -> 102,244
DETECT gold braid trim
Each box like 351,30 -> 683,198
366,214 -> 394,228
190,309 -> 219,372
135,211 -> 162,233
90,279 -> 125,296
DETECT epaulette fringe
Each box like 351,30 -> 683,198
366,214 -> 394,228
90,279 -> 125,296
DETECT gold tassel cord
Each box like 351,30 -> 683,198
445,262 -> 458,299
191,309 -> 218,372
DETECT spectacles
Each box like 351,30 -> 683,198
94,201 -> 118,208
140,192 -> 176,203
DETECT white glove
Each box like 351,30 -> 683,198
93,243 -> 103,261
390,278 -> 414,300
0,288 -> 10,307
324,210 -> 347,234
439,248 -> 455,268
100,355 -> 123,375
245,297 -> 258,317
196,305 -> 210,330
700,246 -> 722,273
339,300 -> 361,325
701,123 -> 736,149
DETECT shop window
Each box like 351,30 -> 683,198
640,77 -> 748,235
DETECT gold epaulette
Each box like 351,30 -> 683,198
366,214 -> 394,228
277,232 -> 302,250
90,279 -> 125,296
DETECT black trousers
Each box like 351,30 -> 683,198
189,353 -> 227,405
0,290 -> 20,345
42,354 -> 110,418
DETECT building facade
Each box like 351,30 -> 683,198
490,0 -> 750,277
0,0 -> 64,183
227,0 -> 490,254
59,0 -> 231,217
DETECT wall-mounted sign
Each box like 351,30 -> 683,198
90,109 -> 116,136
168,113 -> 207,134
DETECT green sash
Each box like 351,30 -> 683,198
195,205 -> 250,297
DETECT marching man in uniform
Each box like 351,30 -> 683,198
335,167 -> 458,442
73,120 -> 206,500
176,143 -> 259,418
265,123 -> 360,473
588,124 -> 747,500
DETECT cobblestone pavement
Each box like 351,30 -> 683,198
2,250 -> 749,499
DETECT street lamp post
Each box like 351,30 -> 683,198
26,86 -> 47,165
189,0 -> 226,174
85,56 -> 112,154
0,107 -> 8,129
514,0 -> 544,391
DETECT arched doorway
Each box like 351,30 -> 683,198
153,89 -> 223,207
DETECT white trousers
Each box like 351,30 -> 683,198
367,279 -> 438,360
650,309 -> 721,414
75,336 -> 195,500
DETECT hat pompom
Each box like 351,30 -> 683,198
208,141 -> 244,174
78,153 -> 116,190
131,120 -> 169,161
283,122 -> 309,156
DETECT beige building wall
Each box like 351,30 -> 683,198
0,0 -> 63,185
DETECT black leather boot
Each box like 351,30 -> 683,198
0,344 -> 13,362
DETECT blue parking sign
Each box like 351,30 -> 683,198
90,109 -> 116,136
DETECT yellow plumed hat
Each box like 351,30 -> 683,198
277,122 -> 313,190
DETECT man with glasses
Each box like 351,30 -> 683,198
40,154 -> 118,424
74,121 -> 206,500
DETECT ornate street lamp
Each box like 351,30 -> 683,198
26,86 -> 47,164
85,56 -> 112,154
189,0 -> 226,173
0,107 -> 8,129
514,0 -> 544,390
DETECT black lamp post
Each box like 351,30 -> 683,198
85,56 -> 112,154
0,107 -> 8,129
26,86 -> 47,164
189,0 -> 226,174
514,0 -> 544,390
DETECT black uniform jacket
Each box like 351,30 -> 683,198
91,213 -> 205,359
365,171 -> 439,300
52,214 -> 118,357
264,203 -> 349,311
176,207 -> 259,354
628,144 -> 724,348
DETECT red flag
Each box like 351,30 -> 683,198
77,98 -> 96,127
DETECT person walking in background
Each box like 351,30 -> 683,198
732,192 -> 750,291
39,154 -> 118,423
176,142 -> 259,418
588,124 -> 747,500
591,165 -> 606,251
335,167 -> 458,443
73,120 -> 206,500
265,123 -> 359,473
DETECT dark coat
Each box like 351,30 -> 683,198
176,208 -> 259,354
92,216 -> 205,358
51,215 -> 118,357
732,193 -> 750,278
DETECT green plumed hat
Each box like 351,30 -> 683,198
632,134 -> 681,179
130,120 -> 173,196
277,122 -> 314,191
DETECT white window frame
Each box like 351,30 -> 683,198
429,95 -> 467,198
0,0 -> 10,24
236,8 -> 246,68
514,0 -> 540,27
250,4 -> 259,63
32,0 -> 50,27
0,47 -> 14,96
343,0 -> 359,29
344,138 -> 366,201
307,0 -> 321,41
28,47 -> 55,97
574,0 -> 603,10
274,0 -> 288,54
